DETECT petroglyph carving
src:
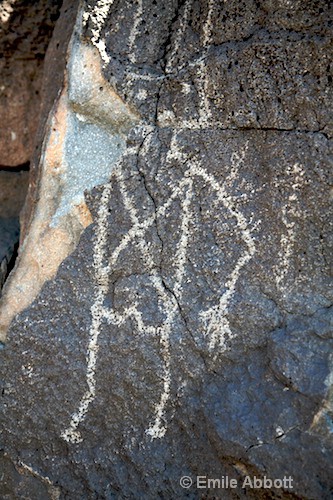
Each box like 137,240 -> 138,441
82,0 -> 115,65
62,129 -> 256,443
274,162 -> 306,291
1,1 -> 332,497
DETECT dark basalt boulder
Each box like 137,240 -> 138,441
0,1 -> 332,499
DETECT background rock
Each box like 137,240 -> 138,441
0,171 -> 29,293
0,0 -> 63,307
0,0 -> 62,167
0,1 -> 332,499
0,0 -> 81,341
0,171 -> 29,219
0,218 -> 19,292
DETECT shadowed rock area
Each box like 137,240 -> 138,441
0,0 -> 62,166
0,1 -> 332,499
0,171 -> 29,293
0,0 -> 63,297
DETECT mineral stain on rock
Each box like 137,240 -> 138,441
0,1 -> 332,499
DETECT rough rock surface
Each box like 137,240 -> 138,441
0,0 -> 62,167
0,0 -> 66,336
0,171 -> 29,293
0,0 -> 60,297
0,218 -> 19,292
1,1 -> 332,499
0,171 -> 29,219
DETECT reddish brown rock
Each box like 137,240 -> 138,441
0,0 -> 62,167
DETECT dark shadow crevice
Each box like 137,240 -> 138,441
0,162 -> 30,172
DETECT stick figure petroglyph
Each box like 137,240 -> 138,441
61,128 -> 256,443
61,0 -> 257,445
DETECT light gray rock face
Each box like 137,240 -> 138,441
1,1 -> 332,499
